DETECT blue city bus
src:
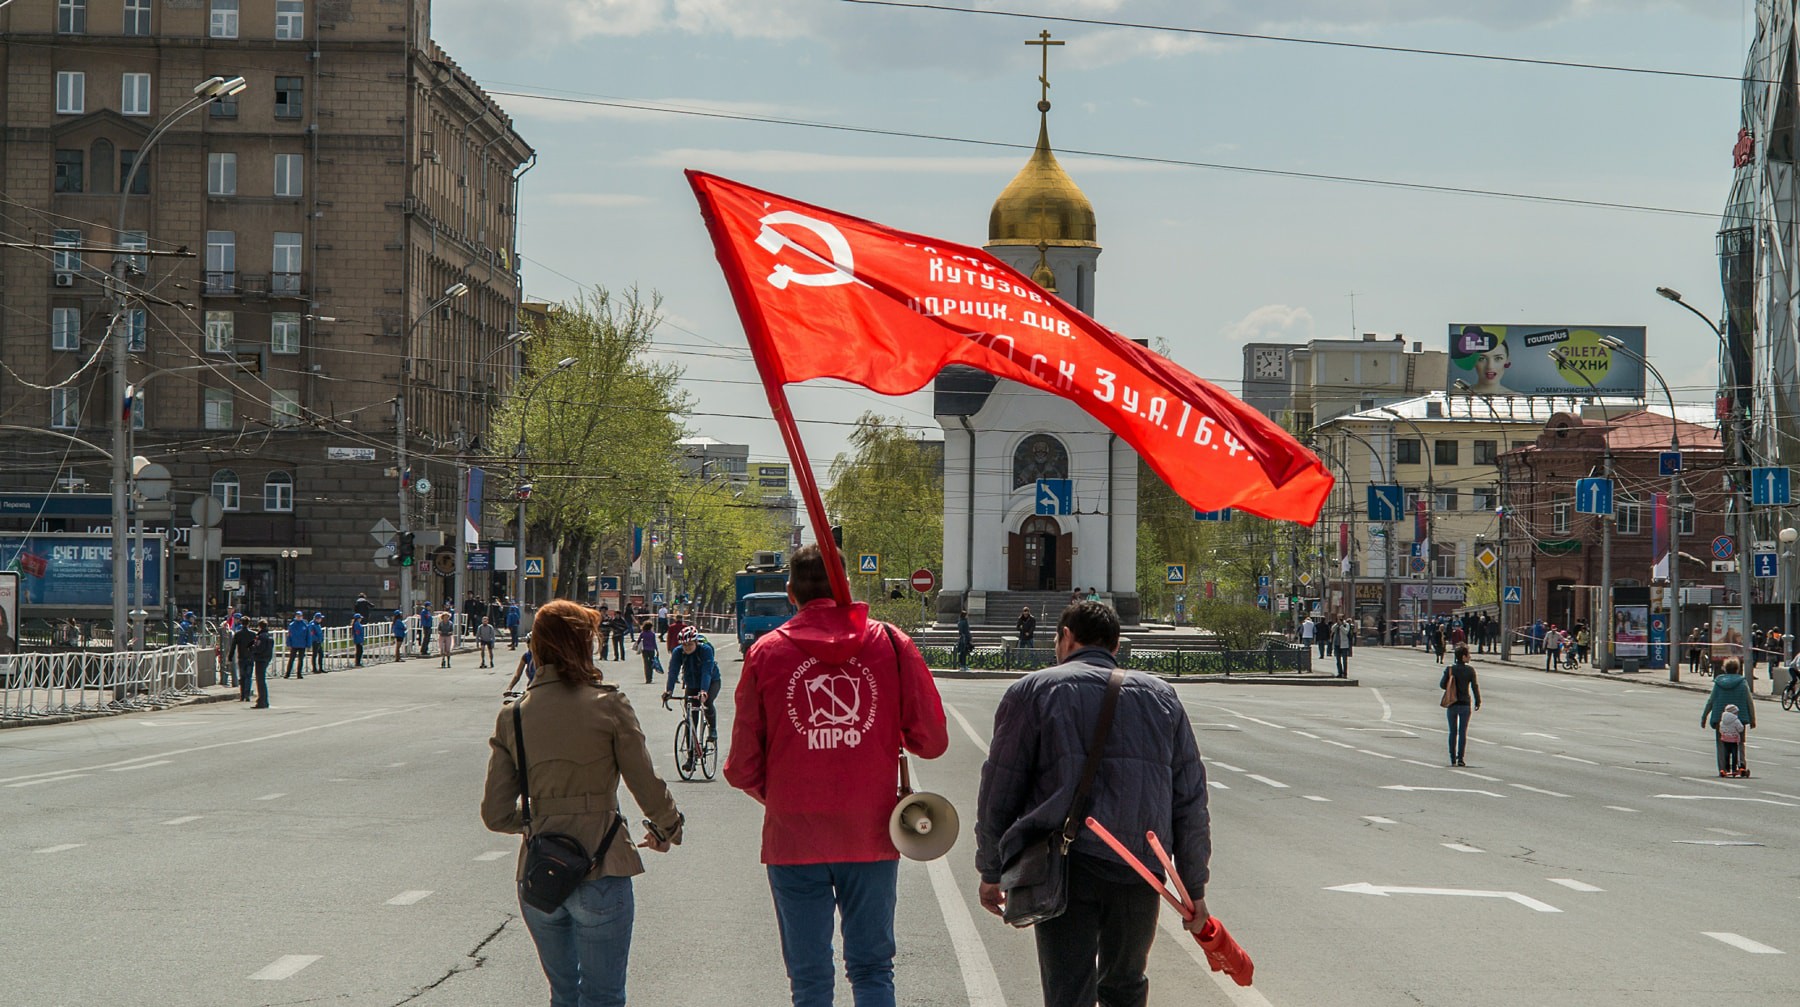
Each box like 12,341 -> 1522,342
735,553 -> 794,650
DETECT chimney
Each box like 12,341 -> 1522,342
1362,333 -> 1377,342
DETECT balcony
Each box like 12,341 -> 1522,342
270,272 -> 303,297
204,270 -> 238,296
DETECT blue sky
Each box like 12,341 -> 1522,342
431,0 -> 1751,479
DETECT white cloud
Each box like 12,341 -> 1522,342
1222,304 -> 1315,345
541,192 -> 655,208
639,147 -> 1180,174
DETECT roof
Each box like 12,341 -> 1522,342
988,112 -> 1097,248
1508,408 -> 1724,454
1322,391 -> 1719,430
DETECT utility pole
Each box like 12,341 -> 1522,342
394,393 -> 412,630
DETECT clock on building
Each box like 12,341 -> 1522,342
1253,348 -> 1285,379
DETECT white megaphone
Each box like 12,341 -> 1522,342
890,754 -> 959,861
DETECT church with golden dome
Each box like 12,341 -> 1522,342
934,32 -> 1141,626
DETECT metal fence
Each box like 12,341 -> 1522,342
0,645 -> 202,723
917,643 -> 1314,675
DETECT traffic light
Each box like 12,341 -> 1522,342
398,532 -> 416,567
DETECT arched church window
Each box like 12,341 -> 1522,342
1012,433 -> 1069,488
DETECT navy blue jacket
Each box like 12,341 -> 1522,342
976,647 -> 1211,897
665,639 -> 721,696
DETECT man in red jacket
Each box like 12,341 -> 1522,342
724,543 -> 948,1007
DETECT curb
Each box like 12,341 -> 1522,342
929,669 -> 1356,686
1467,653 -> 1724,694
0,687 -> 242,730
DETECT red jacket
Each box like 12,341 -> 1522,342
724,599 -> 948,865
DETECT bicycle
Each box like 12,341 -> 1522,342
664,692 -> 717,782
1781,669 -> 1800,712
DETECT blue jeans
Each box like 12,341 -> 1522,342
521,875 -> 634,1007
1446,703 -> 1472,762
767,860 -> 899,1007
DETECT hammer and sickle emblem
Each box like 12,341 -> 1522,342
754,211 -> 864,290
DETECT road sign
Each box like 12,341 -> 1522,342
1298,572 -> 1313,586
1658,451 -> 1683,476
1367,485 -> 1403,522
190,495 -> 223,528
415,477 -> 433,496
1575,477 -> 1613,516
369,518 -> 397,546
222,557 -> 241,582
858,553 -> 880,575
222,579 -> 241,592
652,592 -> 665,605
1503,585 -> 1522,605
1034,479 -> 1073,516
1410,555 -> 1426,574
1754,552 -> 1779,578
1192,507 -> 1233,522
1752,466 -> 1792,506
1476,546 -> 1498,571
910,568 -> 936,593
1712,560 -> 1738,573
1166,564 -> 1186,584
1711,535 -> 1736,560
523,556 -> 545,579
467,549 -> 491,571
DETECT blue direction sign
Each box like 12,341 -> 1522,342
1752,466 -> 1792,506
858,554 -> 880,574
466,550 -> 491,571
1575,477 -> 1614,516
1754,552 -> 1779,579
222,557 -> 241,581
1367,485 -> 1403,522
1035,479 -> 1073,516
1257,575 -> 1271,588
1711,535 -> 1736,561
1658,451 -> 1683,477
1192,508 -> 1233,522
1503,585 -> 1523,605
1166,564 -> 1186,584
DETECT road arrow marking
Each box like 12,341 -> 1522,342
386,890 -> 433,906
1381,785 -> 1504,798
1656,794 -> 1797,807
1704,932 -> 1783,954
1442,843 -> 1485,853
1325,882 -> 1560,913
1547,878 -> 1604,892
1362,816 -> 1397,824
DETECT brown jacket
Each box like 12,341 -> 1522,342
481,663 -> 683,881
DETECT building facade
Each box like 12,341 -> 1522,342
0,0 -> 531,621
1242,333 -> 1446,429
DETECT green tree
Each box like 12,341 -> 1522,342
825,413 -> 944,603
675,480 -> 789,614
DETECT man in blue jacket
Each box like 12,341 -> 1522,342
391,610 -> 408,662
975,601 -> 1211,1007
505,598 -> 522,650
350,613 -> 366,667
310,611 -> 327,674
663,626 -> 722,741
283,610 -> 309,679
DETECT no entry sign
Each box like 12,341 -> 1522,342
910,568 -> 936,593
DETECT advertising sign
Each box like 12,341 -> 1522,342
1709,607 -> 1745,658
0,534 -> 165,610
1447,324 -> 1646,398
1614,604 -> 1649,658
0,571 -> 18,654
754,463 -> 790,490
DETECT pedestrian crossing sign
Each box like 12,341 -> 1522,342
1503,585 -> 1522,605
523,557 -> 545,579
858,554 -> 880,575
1166,564 -> 1186,584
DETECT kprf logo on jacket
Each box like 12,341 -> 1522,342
784,655 -> 879,750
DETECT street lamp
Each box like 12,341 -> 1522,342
1600,334 -> 1684,677
1380,407 -> 1434,645
397,281 -> 470,625
1548,347 -> 1614,670
513,356 -> 578,610
1782,527 -> 1797,675
1337,425 -> 1396,644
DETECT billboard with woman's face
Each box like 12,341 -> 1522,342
0,571 -> 17,654
1448,325 -> 1647,398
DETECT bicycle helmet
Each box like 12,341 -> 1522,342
679,626 -> 699,644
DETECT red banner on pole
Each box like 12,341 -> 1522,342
687,171 -> 1332,525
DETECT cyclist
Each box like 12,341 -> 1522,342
663,625 -> 721,742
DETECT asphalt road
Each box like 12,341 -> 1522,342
3,641 -> 1797,1006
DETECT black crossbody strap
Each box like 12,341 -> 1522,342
511,702 -> 533,834
1059,666 -> 1125,849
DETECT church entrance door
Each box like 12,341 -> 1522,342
1009,516 -> 1072,592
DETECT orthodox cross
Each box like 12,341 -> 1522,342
1026,30 -> 1063,107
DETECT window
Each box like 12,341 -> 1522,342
1011,433 -> 1070,488
209,91 -> 238,119
207,152 -> 237,196
119,149 -> 149,194
204,388 -> 234,430
1433,488 -> 1458,512
1474,439 -> 1498,465
53,229 -> 82,273
1395,438 -> 1421,465
59,0 -> 87,33
126,308 -> 147,352
120,73 -> 151,116
130,390 -> 145,430
1432,543 -> 1458,580
210,0 -> 238,38
205,230 -> 235,293
1472,486 -> 1498,512
1434,440 -> 1459,466
1679,497 -> 1696,536
119,230 -> 147,274
54,150 -> 84,193
271,312 -> 301,355
204,311 -> 234,353
275,0 -> 304,39
274,77 -> 303,119
273,154 -> 303,197
1617,498 -> 1640,535
271,390 -> 301,427
52,308 -> 81,351
272,232 -> 302,293
263,471 -> 294,512
51,389 -> 79,429
56,72 -> 85,114
1552,494 -> 1572,535
211,469 -> 241,511
123,0 -> 152,35
88,139 -> 114,193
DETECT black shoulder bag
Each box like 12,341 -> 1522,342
1000,666 -> 1126,928
511,702 -> 625,914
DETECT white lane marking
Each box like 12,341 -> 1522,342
474,850 -> 511,861
1208,781 -> 1230,790
249,955 -> 322,980
943,702 -> 989,756
1363,816 -> 1396,824
1325,882 -> 1559,913
1675,840 -> 1763,846
1604,806 -> 1640,813
1761,791 -> 1800,801
1210,761 -> 1246,773
1292,731 -> 1320,739
1452,770 -> 1502,782
1706,828 -> 1749,837
908,762 -> 1008,1007
1382,785 -> 1503,797
255,793 -> 286,801
1237,715 -> 1287,730
1156,909 -> 1277,1006
1522,732 -> 1560,739
1541,683 -> 1596,694
386,890 -> 433,905
106,760 -> 173,772
1551,754 -> 1597,765
1442,843 -> 1485,854
1356,749 -> 1396,760
1302,795 -> 1331,802
1509,784 -> 1571,798
5,774 -> 91,788
34,843 -> 85,854
1347,727 -> 1416,736
1468,737 -> 1496,746
386,762 -> 407,768
1246,774 -> 1288,789
1681,776 -> 1746,789
1656,794 -> 1797,807
1401,759 -> 1438,768
1614,766 -> 1669,776
1369,686 -> 1392,722
1703,932 -> 1783,954
161,815 -> 203,826
433,749 -> 450,754
1192,722 -> 1242,731
1502,746 -> 1544,754
1547,878 -> 1604,893
1321,740 -> 1355,749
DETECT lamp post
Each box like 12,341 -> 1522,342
1380,408 -> 1434,645
513,357 -> 578,611
1782,527 -> 1798,680
1601,335 -> 1683,676
396,281 -> 469,626
108,75 -> 247,650
1549,348 -> 1613,669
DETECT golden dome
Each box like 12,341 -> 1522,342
988,111 -> 1097,248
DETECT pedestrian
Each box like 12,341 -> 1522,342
1432,623 -> 1447,665
1440,644 -> 1481,767
250,619 -> 275,707
1702,657 -> 1756,778
354,592 -> 373,622
1687,627 -> 1705,675
1332,616 -> 1354,677
609,608 -> 629,662
1298,614 -> 1315,655
392,609 -> 408,663
231,618 -> 257,701
310,611 -> 327,674
1377,614 -> 1388,647
506,598 -> 522,650
636,619 -> 658,684
178,611 -> 195,646
664,609 -> 689,657
1017,606 -> 1037,648
506,644 -> 536,695
723,543 -> 949,1007
481,599 -> 685,1007
419,603 -> 434,658
1544,624 -> 1563,671
283,610 -> 308,679
438,609 -> 455,668
351,612 -> 366,667
1085,586 -> 1101,604
975,600 -> 1210,1007
656,602 -> 669,635
1319,617 -> 1332,658
477,616 -> 497,668
1718,704 -> 1745,777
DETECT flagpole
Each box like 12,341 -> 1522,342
689,172 -> 853,606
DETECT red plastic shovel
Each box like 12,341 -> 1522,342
1085,816 -> 1255,987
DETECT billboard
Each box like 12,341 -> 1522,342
0,572 -> 17,653
0,534 -> 165,611
1448,325 -> 1646,398
754,463 -> 790,490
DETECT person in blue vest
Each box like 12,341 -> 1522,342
177,611 -> 196,646
350,612 -> 366,667
506,598 -> 522,650
419,602 -> 434,658
391,609 -> 408,663
310,611 -> 327,674
284,610 -> 309,679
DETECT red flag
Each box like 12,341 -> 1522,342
688,172 -> 1332,524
